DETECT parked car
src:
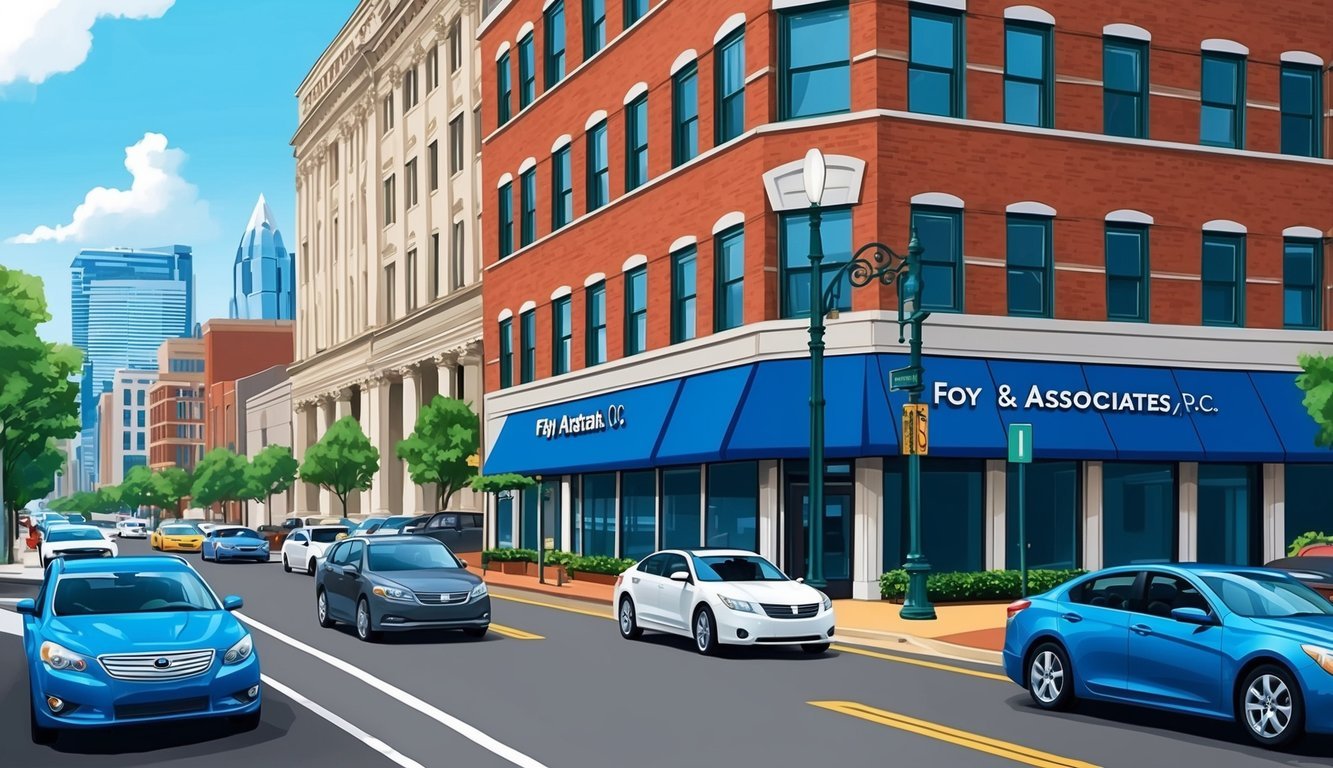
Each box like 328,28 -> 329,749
115,519 -> 147,539
613,548 -> 834,656
281,526 -> 348,575
349,516 -> 389,536
408,511 -> 484,552
197,523 -> 218,535
1003,564 -> 1333,748
372,515 -> 428,536
63,514 -> 87,524
314,535 -> 489,642
150,522 -> 204,553
202,526 -> 271,564
17,555 -> 259,744
35,513 -> 69,535
1264,556 -> 1333,602
39,526 -> 118,568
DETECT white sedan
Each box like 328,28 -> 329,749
281,525 -> 349,574
39,525 -> 118,567
614,548 -> 835,655
115,519 -> 148,538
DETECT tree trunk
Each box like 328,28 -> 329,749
439,485 -> 455,512
337,492 -> 348,518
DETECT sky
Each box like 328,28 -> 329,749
0,0 -> 359,343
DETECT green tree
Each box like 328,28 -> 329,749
116,465 -> 156,516
6,441 -> 64,513
1297,352 -> 1333,447
91,487 -> 123,516
191,448 -> 249,518
469,473 -> 537,493
244,445 -> 299,520
300,416 -> 379,517
145,467 -> 193,524
396,396 -> 480,511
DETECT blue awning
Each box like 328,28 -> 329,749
725,355 -> 869,459
1250,371 -> 1327,462
866,356 -> 901,455
986,360 -> 1117,460
654,365 -> 755,465
1080,363 -> 1203,461
1172,368 -> 1284,462
885,355 -> 1006,457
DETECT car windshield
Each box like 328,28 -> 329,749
367,542 -> 461,571
46,528 -> 103,542
216,528 -> 259,539
53,571 -> 219,616
1202,572 -> 1333,618
162,526 -> 198,535
123,521 -> 145,527
691,554 -> 788,582
379,517 -> 414,530
42,514 -> 67,524
310,528 -> 347,543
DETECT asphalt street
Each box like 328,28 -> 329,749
4,539 -> 1333,767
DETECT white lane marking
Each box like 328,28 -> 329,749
236,612 -> 549,768
0,608 -> 21,635
260,674 -> 426,768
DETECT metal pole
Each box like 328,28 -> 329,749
1019,461 -> 1028,598
536,477 -> 545,584
806,203 -> 826,589
901,235 -> 936,620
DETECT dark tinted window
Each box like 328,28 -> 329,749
368,541 -> 460,571
47,528 -> 104,542
639,554 -> 666,575
216,528 -> 259,539
660,553 -> 690,577
310,528 -> 347,543
1140,572 -> 1212,616
1203,571 -> 1333,617
54,572 -> 218,616
692,554 -> 787,582
1068,573 -> 1138,610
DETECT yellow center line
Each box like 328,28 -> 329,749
810,701 -> 1100,768
831,643 -> 1010,682
489,591 -> 614,621
487,623 -> 544,640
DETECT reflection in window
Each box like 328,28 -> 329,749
498,318 -> 512,388
583,0 -> 606,58
581,473 -> 616,556
1106,224 -> 1148,321
521,484 -> 538,549
1006,214 -> 1053,317
1005,22 -> 1051,127
1197,463 -> 1259,565
496,51 -> 512,125
626,95 -> 649,191
552,146 -> 573,229
714,226 -> 745,331
1104,37 -> 1148,138
1281,64 -> 1322,157
672,62 -> 699,167
520,169 -> 537,246
625,266 -> 648,354
1102,462 -> 1176,566
912,206 -> 962,312
621,470 -> 656,559
671,246 -> 697,343
585,282 -> 607,365
885,458 -> 985,573
662,467 -> 701,550
519,310 -> 536,383
706,462 -> 758,550
1200,53 -> 1244,148
1202,232 -> 1244,327
1006,462 -> 1080,570
1284,238 -> 1322,329
552,296 -> 571,375
779,3 -> 850,119
586,121 -> 609,210
497,182 -> 513,258
544,1 -> 566,87
909,8 -> 964,117
780,207 -> 852,319
715,29 -> 746,143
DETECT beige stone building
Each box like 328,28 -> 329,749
290,0 -> 485,518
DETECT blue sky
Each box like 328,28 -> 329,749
0,0 -> 358,343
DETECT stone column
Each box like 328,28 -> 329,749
399,365 -> 426,515
333,388 -> 356,516
368,375 -> 395,514
292,401 -> 314,514
434,352 -> 458,398
457,341 -> 484,512
357,379 -> 375,514
316,396 -> 335,515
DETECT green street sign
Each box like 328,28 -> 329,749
889,366 -> 920,391
1008,423 -> 1033,463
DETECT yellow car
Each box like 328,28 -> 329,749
151,522 -> 204,552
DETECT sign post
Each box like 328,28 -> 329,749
1008,424 -> 1033,597
889,366 -> 921,392
900,404 -> 928,455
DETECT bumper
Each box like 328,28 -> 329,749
118,530 -> 147,538
1297,663 -> 1333,735
215,548 -> 270,562
29,653 -> 261,730
159,540 -> 202,552
372,596 -> 491,632
1002,649 -> 1024,686
713,608 -> 836,646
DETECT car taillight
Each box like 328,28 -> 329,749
1006,599 -> 1031,621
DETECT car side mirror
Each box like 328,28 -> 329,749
669,571 -> 690,582
1170,607 -> 1216,626
459,560 -> 469,569
15,598 -> 36,615
222,595 -> 244,611
795,577 -> 805,584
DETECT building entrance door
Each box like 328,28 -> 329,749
783,461 -> 854,599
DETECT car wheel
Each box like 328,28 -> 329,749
801,642 -> 831,655
355,598 -> 379,642
1240,664 -> 1304,748
282,555 -> 291,573
1027,642 -> 1075,711
231,706 -> 261,733
316,590 -> 335,628
464,627 -> 487,639
30,701 -> 56,746
693,606 -> 720,656
618,596 -> 643,640
307,558 -> 317,576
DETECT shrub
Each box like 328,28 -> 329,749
481,548 -> 538,564
570,555 -> 638,576
1288,531 -> 1333,557
879,569 -> 1085,602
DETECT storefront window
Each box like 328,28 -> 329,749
540,479 -> 562,551
580,473 -> 616,557
706,462 -> 758,550
621,470 -> 656,560
521,484 -> 539,550
661,467 -> 701,549
496,491 -> 514,549
884,458 -> 985,574
1006,461 -> 1080,571
1282,464 -> 1333,552
1197,463 -> 1259,565
1102,462 -> 1176,566
569,476 -> 581,554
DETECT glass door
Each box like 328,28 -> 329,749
784,461 -> 854,599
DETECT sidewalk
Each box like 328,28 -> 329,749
0,538 -> 41,581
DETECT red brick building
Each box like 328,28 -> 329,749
477,0 -> 1333,598
149,337 -> 206,471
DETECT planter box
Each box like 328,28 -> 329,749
571,570 -> 618,586
495,561 -> 530,575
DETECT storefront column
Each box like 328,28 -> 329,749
292,402 -> 314,514
757,460 -> 780,565
1263,463 -> 1285,562
434,352 -> 457,398
334,389 -> 358,517
400,366 -> 426,516
357,381 -> 374,514
316,396 -> 335,515
1082,461 -> 1103,571
986,460 -> 1007,571
852,458 -> 883,600
368,375 -> 394,514
612,473 -> 622,558
561,477 -> 573,553
1178,463 -> 1199,562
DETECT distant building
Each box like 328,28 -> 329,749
104,369 -> 158,485
71,246 -> 194,488
229,195 -> 295,321
149,336 -> 206,471
95,391 -> 113,490
240,367 -> 293,528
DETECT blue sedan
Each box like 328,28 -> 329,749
17,556 -> 260,744
1004,563 -> 1333,748
202,526 -> 271,563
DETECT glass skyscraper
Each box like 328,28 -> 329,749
71,246 -> 194,489
229,194 -> 294,320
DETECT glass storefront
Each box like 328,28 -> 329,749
1006,461 -> 1080,571
661,467 -> 702,549
496,491 -> 514,549
884,458 -> 986,574
621,470 -> 656,560
705,462 -> 759,550
1283,464 -> 1333,553
540,479 -> 562,551
1197,463 -> 1260,565
580,473 -> 616,556
521,484 -> 539,550
785,461 -> 854,593
1102,462 -> 1176,566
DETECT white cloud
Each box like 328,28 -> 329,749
0,0 -> 174,86
9,132 -> 215,245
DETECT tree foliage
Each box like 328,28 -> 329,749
469,473 -> 537,493
146,467 -> 193,515
395,396 -> 480,511
50,491 -> 98,514
244,444 -> 299,507
1296,353 -> 1333,448
191,448 -> 249,511
300,416 -> 378,516
6,440 -> 63,512
117,465 -> 156,512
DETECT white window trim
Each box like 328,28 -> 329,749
551,133 -> 572,153
669,235 -> 698,253
1201,39 -> 1248,56
518,156 -> 537,174
905,0 -> 966,9
585,109 -> 608,130
911,192 -> 965,208
1105,209 -> 1154,225
622,254 -> 648,272
623,81 -> 649,105
712,211 -> 746,233
670,49 -> 698,76
1283,226 -> 1323,239
1202,219 -> 1247,234
519,300 -> 537,313
713,13 -> 746,44
1281,51 -> 1324,67
1003,5 -> 1054,25
583,271 -> 607,287
496,172 -> 514,189
541,0 -> 558,10
516,21 -> 535,42
1007,201 -> 1057,216
494,41 -> 511,61
497,308 -> 513,322
1103,23 -> 1150,41
550,285 -> 572,300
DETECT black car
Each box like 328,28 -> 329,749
1264,556 -> 1333,601
314,535 -> 490,642
408,511 -> 484,552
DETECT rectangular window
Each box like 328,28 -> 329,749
552,145 -> 573,228
544,0 -> 566,88
382,93 -> 394,129
671,246 -> 697,343
1201,53 -> 1244,148
884,458 -> 985,573
405,249 -> 417,311
428,141 -> 439,191
123,432 -> 131,451
583,0 -> 605,58
403,67 -> 418,111
137,390 -> 144,406
497,52 -> 512,125
520,168 -> 537,246
1106,224 -> 1149,321
382,175 -> 396,224
1281,64 -> 1323,157
518,34 -> 536,108
662,467 -> 702,549
625,265 -> 648,354
448,18 -> 462,73
586,282 -> 607,365
586,121 -> 609,210
620,470 -> 656,560
451,221 -> 465,289
1006,215 -> 1053,317
1197,463 -> 1260,566
714,225 -> 744,331
498,318 -> 513,388
780,207 -> 852,319
580,473 -> 616,556
449,115 -> 464,175
329,142 -> 339,182
1007,461 -> 1080,570
431,232 -> 441,298
715,29 -> 745,143
909,8 -> 964,117
912,206 -> 963,312
672,63 -> 698,167
1004,22 -> 1052,127
384,263 -> 396,322
1104,37 -> 1148,138
427,45 -> 439,90
137,410 -> 145,428
1102,462 -> 1177,566
1284,238 -> 1322,329
123,410 -> 130,427
124,389 -> 131,405
1202,232 -> 1245,326
498,182 -> 514,258
779,3 -> 850,120
552,296 -> 572,374
624,0 -> 647,27
625,95 -> 648,191
405,159 -> 418,208
706,462 -> 758,550
519,310 -> 536,383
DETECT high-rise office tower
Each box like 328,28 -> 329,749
229,194 -> 294,320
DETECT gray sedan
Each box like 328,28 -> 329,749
314,535 -> 490,642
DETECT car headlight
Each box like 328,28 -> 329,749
40,641 -> 88,672
470,582 -> 488,600
719,596 -> 755,613
223,634 -> 253,665
372,585 -> 415,602
820,592 -> 832,611
1303,645 -> 1333,675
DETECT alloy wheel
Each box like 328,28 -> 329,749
318,593 -> 327,623
357,602 -> 369,638
620,602 -> 634,635
1030,650 -> 1064,704
695,612 -> 711,651
1245,674 -> 1293,739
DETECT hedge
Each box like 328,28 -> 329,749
481,548 -> 538,564
480,548 -> 636,576
879,569 -> 1085,602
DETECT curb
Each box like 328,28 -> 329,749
836,626 -> 1003,665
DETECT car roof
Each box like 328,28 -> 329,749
47,524 -> 101,533
1087,563 -> 1289,580
211,525 -> 256,532
60,556 -> 191,574
352,534 -> 434,544
680,548 -> 761,557
303,525 -> 350,531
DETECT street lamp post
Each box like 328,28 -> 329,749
802,149 -> 828,590
534,474 -> 545,585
